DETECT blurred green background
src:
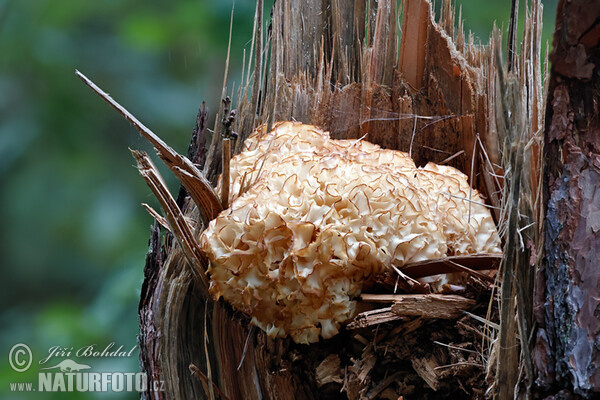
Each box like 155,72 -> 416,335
0,0 -> 555,398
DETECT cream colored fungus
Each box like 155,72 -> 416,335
200,121 -> 500,343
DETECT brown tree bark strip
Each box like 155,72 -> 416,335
138,222 -> 165,400
535,0 -> 600,396
507,0 -> 519,72
172,167 -> 222,223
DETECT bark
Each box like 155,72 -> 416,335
535,0 -> 600,397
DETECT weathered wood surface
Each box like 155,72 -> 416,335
132,0 -> 551,398
535,0 -> 600,397
356,294 -> 476,320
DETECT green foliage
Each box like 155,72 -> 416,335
451,0 -> 557,56
0,0 -> 255,398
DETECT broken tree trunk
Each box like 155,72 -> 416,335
534,0 -> 600,397
131,0 -> 545,399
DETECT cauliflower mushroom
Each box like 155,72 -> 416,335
200,121 -> 501,344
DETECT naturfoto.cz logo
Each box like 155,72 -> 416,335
8,343 -> 164,393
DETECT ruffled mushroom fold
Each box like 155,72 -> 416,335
200,122 -> 501,344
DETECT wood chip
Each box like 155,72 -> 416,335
389,294 -> 476,319
346,307 -> 406,329
411,357 -> 440,391
366,371 -> 402,400
315,354 -> 343,387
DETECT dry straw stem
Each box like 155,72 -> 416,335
203,3 -> 236,181
189,363 -> 230,400
235,0 -> 263,154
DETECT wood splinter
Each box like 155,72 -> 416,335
220,96 -> 237,210
75,69 -> 223,221
357,294 -> 476,320
346,307 -> 406,330
131,150 -> 209,292
390,294 -> 476,319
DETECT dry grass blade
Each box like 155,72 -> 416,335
75,70 -> 222,221
433,341 -> 479,354
463,311 -> 500,331
390,264 -> 421,286
237,326 -> 255,371
203,3 -> 235,180
236,0 -> 263,152
439,149 -> 465,165
131,150 -> 209,293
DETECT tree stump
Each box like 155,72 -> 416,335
131,0 -> 552,398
